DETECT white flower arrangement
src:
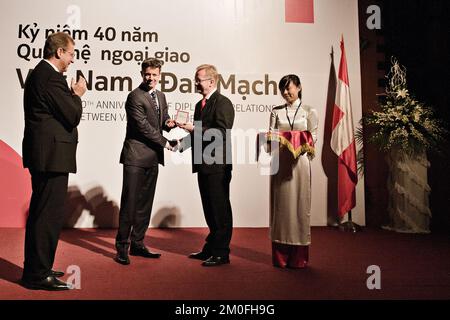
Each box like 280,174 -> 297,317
363,58 -> 447,156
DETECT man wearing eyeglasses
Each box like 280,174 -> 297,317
178,64 -> 235,267
21,32 -> 86,290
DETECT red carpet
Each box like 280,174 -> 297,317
0,227 -> 449,300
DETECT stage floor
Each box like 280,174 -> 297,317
0,227 -> 449,300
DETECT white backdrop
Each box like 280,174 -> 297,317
0,0 -> 365,227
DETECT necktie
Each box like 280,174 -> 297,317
151,91 -> 160,118
201,98 -> 207,110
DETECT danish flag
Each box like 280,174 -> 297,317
330,37 -> 358,218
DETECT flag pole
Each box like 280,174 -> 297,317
339,210 -> 361,233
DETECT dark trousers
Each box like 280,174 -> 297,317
23,170 -> 69,281
116,165 -> 158,248
197,170 -> 233,257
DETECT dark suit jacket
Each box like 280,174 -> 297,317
120,83 -> 171,168
22,60 -> 83,173
182,90 -> 235,175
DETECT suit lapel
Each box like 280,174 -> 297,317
155,90 -> 164,124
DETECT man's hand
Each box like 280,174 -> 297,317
165,119 -> 176,128
178,122 -> 194,132
71,76 -> 87,97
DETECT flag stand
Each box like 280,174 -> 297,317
339,210 -> 361,233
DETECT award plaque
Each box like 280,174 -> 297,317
175,110 -> 189,124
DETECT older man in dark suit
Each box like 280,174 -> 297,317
115,58 -> 177,265
179,64 -> 235,267
22,32 -> 87,290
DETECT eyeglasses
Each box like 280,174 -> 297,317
195,78 -> 211,84
62,48 -> 75,57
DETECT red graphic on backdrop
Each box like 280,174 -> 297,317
285,0 -> 314,23
0,140 -> 30,227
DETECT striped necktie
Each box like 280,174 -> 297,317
151,91 -> 160,118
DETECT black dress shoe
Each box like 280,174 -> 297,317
130,246 -> 161,258
114,249 -> 130,265
51,270 -> 65,278
22,276 -> 71,291
201,256 -> 230,267
188,251 -> 211,261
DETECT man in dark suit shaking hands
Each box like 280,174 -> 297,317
21,32 -> 87,290
178,64 -> 235,267
115,58 -> 177,265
